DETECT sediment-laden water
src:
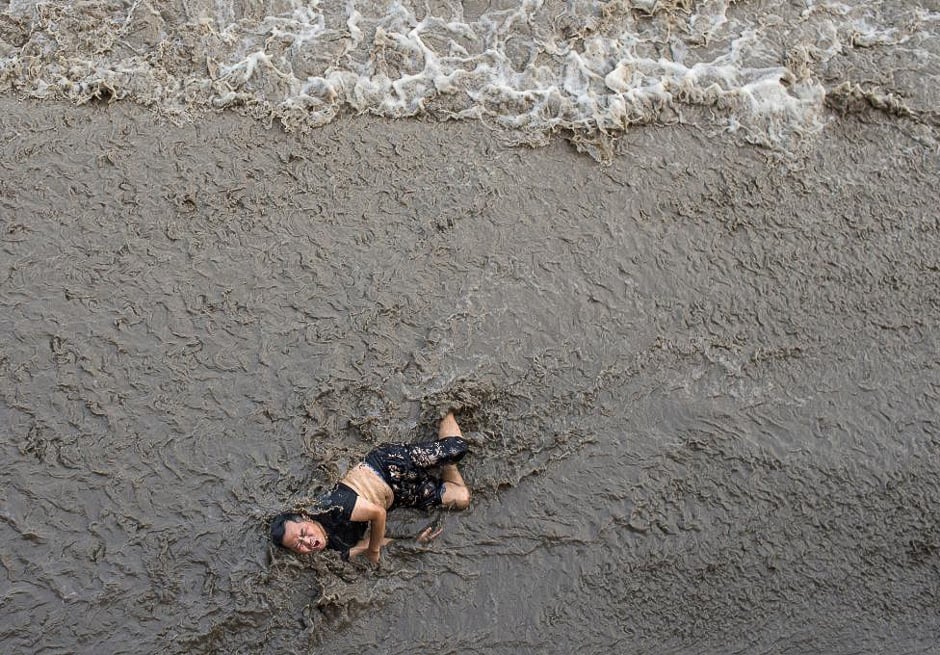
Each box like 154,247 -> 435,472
1,0 -> 938,152
1,1 -> 939,654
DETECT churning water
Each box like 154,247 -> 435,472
1,1 -> 939,654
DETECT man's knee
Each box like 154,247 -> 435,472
442,482 -> 471,510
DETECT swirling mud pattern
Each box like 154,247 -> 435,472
1,1 -> 939,654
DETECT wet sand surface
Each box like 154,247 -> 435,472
1,97 -> 939,653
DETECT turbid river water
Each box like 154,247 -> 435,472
1,1 -> 939,653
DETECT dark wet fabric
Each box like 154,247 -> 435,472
307,483 -> 368,560
365,437 -> 469,510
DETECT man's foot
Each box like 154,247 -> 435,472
438,411 -> 462,439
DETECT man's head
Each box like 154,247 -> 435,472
270,512 -> 328,554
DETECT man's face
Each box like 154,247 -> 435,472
282,519 -> 327,554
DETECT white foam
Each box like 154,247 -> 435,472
0,0 -> 935,147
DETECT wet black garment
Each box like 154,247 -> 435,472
364,437 -> 469,510
307,483 -> 367,560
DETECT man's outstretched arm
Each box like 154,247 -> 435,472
351,497 -> 387,563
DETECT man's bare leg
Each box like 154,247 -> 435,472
438,412 -> 470,509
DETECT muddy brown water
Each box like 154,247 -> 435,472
1,97 -> 939,654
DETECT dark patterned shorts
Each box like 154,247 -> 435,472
364,437 -> 468,510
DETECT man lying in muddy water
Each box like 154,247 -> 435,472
270,412 -> 471,563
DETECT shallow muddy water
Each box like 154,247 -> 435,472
1,2 -> 939,652
1,96 -> 938,653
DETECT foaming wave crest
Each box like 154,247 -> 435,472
0,0 -> 935,151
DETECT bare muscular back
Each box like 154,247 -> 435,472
340,463 -> 394,510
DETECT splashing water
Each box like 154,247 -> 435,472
1,0 -> 937,149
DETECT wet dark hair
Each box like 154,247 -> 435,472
270,512 -> 304,548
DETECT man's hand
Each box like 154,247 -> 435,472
349,536 -> 391,562
416,525 -> 443,543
